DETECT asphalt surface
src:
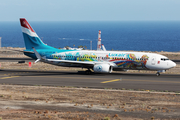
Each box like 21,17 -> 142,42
0,69 -> 180,92
0,58 -> 34,62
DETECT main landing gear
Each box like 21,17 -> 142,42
85,69 -> 92,75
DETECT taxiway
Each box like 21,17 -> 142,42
0,69 -> 179,92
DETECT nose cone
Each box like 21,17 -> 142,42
170,61 -> 176,68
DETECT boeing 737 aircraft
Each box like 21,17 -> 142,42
20,18 -> 176,76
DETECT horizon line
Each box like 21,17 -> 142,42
1,20 -> 180,22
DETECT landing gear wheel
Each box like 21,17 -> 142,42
85,70 -> 92,75
156,72 -> 160,76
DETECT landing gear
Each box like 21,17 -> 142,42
156,70 -> 166,76
85,69 -> 92,75
156,72 -> 160,76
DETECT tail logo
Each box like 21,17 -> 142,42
20,18 -> 35,33
20,18 -> 55,50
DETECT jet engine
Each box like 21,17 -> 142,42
93,64 -> 112,73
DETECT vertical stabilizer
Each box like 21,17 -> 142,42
20,18 -> 55,50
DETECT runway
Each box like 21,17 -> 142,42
0,69 -> 180,92
0,58 -> 34,62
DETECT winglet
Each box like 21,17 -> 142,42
102,44 -> 106,51
32,47 -> 41,63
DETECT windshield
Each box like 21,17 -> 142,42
161,58 -> 169,61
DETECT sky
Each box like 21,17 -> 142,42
0,0 -> 180,21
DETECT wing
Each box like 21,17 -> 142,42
46,59 -> 95,65
32,47 -> 96,68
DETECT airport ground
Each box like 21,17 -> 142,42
0,48 -> 180,119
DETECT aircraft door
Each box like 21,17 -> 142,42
151,57 -> 156,65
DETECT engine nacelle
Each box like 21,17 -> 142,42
93,64 -> 112,73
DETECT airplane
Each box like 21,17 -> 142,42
19,18 -> 176,76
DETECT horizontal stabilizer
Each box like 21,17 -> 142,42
32,47 -> 44,63
32,47 -> 41,60
34,59 -> 40,63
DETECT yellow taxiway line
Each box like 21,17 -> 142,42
101,79 -> 120,83
1,76 -> 20,79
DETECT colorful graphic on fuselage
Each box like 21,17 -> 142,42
51,51 -> 98,62
49,51 -> 149,70
114,53 -> 149,69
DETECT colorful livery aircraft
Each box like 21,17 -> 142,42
20,18 -> 176,76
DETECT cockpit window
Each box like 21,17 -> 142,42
161,58 -> 169,61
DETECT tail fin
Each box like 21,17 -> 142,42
20,18 -> 55,50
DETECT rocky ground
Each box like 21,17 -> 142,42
0,85 -> 180,120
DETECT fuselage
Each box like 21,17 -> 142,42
25,49 -> 176,71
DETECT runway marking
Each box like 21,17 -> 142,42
1,76 -> 20,79
101,79 -> 120,83
0,75 -> 8,76
2,72 -> 29,76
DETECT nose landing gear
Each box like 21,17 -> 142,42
156,72 -> 160,76
156,70 -> 166,76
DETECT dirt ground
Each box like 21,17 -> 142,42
0,85 -> 180,120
